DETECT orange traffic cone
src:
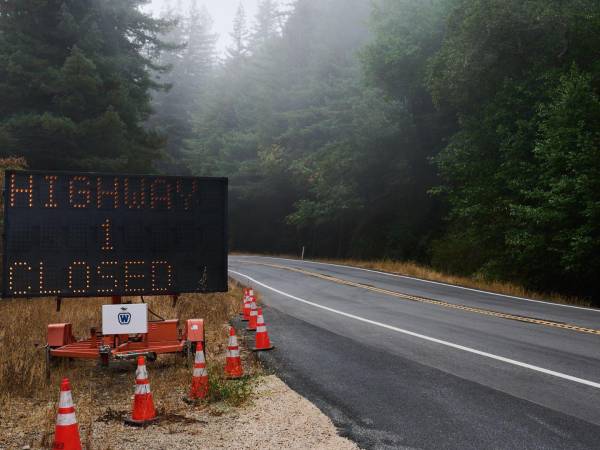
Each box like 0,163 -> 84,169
125,356 -> 157,426
52,378 -> 82,450
241,295 -> 252,322
240,288 -> 251,312
225,327 -> 244,379
253,308 -> 275,351
184,342 -> 209,403
246,299 -> 258,331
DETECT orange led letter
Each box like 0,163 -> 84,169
124,261 -> 145,293
69,176 -> 91,208
150,178 -> 172,210
176,179 -> 198,211
101,219 -> 114,251
124,177 -> 146,209
97,261 -> 118,293
9,174 -> 33,208
43,175 -> 58,208
68,261 -> 91,294
97,177 -> 119,209
151,261 -> 173,292
8,261 -> 32,295
39,261 -> 60,295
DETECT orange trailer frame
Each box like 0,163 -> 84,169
45,296 -> 205,376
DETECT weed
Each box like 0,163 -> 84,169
206,362 -> 255,407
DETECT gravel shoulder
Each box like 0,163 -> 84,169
91,375 -> 358,450
0,375 -> 358,449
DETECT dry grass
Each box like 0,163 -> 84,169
0,283 -> 263,448
317,258 -> 591,307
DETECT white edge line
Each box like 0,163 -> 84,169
228,269 -> 600,390
233,255 -> 598,313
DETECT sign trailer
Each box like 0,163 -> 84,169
2,170 -> 227,371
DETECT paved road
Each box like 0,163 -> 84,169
229,255 -> 600,449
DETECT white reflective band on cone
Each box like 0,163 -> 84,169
227,349 -> 240,357
256,326 -> 267,332
136,366 -> 148,380
194,352 -> 206,364
59,391 -> 73,408
56,412 -> 77,426
135,384 -> 152,395
193,368 -> 208,377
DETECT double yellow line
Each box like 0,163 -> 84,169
244,261 -> 600,336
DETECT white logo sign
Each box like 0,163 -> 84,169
102,304 -> 148,334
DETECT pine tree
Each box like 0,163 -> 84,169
0,0 -> 173,171
227,2 -> 250,62
251,0 -> 280,48
150,0 -> 217,174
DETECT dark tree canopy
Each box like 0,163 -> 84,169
0,0 -> 172,171
1,0 -> 599,301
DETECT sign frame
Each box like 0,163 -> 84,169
2,169 -> 229,298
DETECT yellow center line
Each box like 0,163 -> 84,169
242,261 -> 600,336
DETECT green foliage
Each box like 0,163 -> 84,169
429,0 -> 600,296
185,0 -> 442,259
0,0 -> 171,171
149,1 -> 218,174
207,363 -> 254,406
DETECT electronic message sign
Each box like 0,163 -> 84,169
2,170 -> 228,298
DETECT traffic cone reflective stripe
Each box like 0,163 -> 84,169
247,299 -> 258,331
240,288 -> 250,317
253,308 -> 274,351
186,342 -> 209,402
53,378 -> 82,450
225,327 -> 244,379
242,296 -> 252,321
125,356 -> 157,426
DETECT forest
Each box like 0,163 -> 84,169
0,0 -> 599,301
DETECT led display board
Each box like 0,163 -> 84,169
2,170 -> 228,298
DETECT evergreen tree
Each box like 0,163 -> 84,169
0,0 -> 173,171
251,0 -> 280,49
150,0 -> 217,174
227,2 -> 250,62
418,0 -> 599,298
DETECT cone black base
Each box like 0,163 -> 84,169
252,345 -> 275,352
182,396 -> 204,405
124,417 -> 159,427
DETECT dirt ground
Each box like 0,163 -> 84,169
91,375 -> 357,450
1,373 -> 358,450
0,286 -> 358,450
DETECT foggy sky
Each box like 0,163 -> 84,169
144,0 -> 261,54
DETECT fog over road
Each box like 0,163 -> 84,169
229,255 -> 600,449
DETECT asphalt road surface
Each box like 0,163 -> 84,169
229,255 -> 600,450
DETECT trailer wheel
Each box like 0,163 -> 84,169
100,352 -> 110,367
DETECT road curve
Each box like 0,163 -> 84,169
229,255 -> 600,449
